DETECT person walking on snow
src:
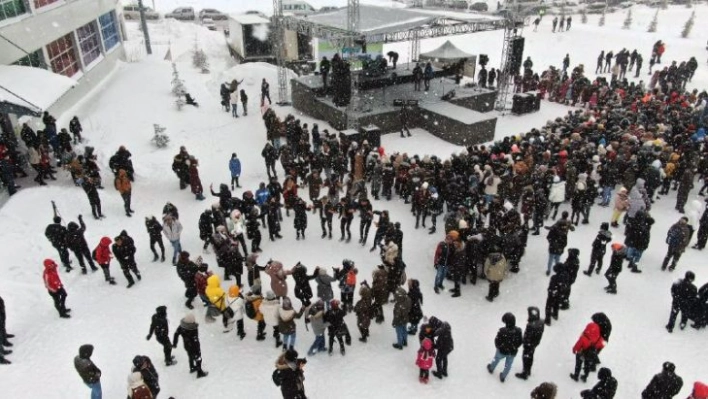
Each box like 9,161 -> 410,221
172,313 -> 208,378
229,153 -> 241,190
261,78 -> 271,107
666,271 -> 697,333
74,344 -> 102,399
162,215 -> 183,265
114,169 -> 134,217
146,305 -> 177,366
43,259 -> 71,318
145,216 -> 165,262
240,89 -> 248,116
487,312 -> 523,383
93,237 -> 116,285
515,306 -> 545,380
66,215 -> 98,274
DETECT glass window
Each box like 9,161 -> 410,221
0,0 -> 26,21
76,20 -> 101,66
99,11 -> 119,51
46,33 -> 80,77
34,0 -> 59,8
12,48 -> 44,68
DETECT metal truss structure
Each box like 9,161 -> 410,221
494,10 -> 525,112
272,0 -> 290,105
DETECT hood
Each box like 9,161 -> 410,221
207,274 -> 221,289
428,316 -> 441,329
43,259 -> 57,270
67,222 -> 78,231
127,371 -> 144,389
527,306 -> 540,322
228,285 -> 240,298
598,367 -> 612,380
181,313 -> 197,328
421,337 -> 433,351
567,248 -> 580,259
156,306 -> 167,316
651,159 -> 661,169
265,291 -> 276,300
78,344 -> 94,359
635,178 -> 645,189
100,236 -> 112,246
395,287 -> 407,299
502,312 -> 516,328
132,355 -> 144,368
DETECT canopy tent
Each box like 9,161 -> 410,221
0,65 -> 76,117
419,40 -> 477,79
420,40 -> 474,62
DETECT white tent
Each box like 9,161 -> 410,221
419,40 -> 474,62
0,65 -> 76,117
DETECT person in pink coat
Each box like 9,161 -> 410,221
416,337 -> 436,384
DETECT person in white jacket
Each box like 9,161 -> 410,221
162,214 -> 183,265
260,290 -> 282,348
230,210 -> 249,256
224,284 -> 246,339
230,89 -> 240,118
547,175 -> 566,220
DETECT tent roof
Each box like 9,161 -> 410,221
0,65 -> 76,117
420,40 -> 474,61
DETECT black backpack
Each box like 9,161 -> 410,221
245,299 -> 257,319
272,368 -> 282,386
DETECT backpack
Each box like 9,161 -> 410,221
130,384 -> 153,399
245,299 -> 257,319
272,368 -> 283,386
92,248 -> 98,261
345,271 -> 356,287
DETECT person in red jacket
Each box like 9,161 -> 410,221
93,237 -> 116,285
570,320 -> 605,382
43,259 -> 70,318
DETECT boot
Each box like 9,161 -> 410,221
256,333 -> 266,341
152,253 -> 159,262
515,372 -> 529,380
196,370 -> 208,378
161,254 -> 166,262
432,371 -> 443,379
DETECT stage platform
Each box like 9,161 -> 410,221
291,70 -> 498,146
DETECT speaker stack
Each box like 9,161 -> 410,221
509,37 -> 525,76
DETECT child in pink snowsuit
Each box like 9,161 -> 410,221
416,337 -> 436,383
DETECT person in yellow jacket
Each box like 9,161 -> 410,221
206,275 -> 227,310
114,169 -> 134,217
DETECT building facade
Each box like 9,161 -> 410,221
0,0 -> 124,116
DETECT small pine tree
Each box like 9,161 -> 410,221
647,10 -> 658,32
599,9 -> 606,26
622,8 -> 632,29
660,0 -> 668,9
581,8 -> 588,24
681,10 -> 695,38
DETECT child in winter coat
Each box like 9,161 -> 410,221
610,188 -> 629,228
354,282 -> 373,342
604,243 -> 626,294
416,337 -> 436,384
93,236 -> 116,285
224,285 -> 245,338
585,223 -> 612,276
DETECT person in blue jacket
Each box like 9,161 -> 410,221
255,182 -> 270,225
229,153 -> 241,190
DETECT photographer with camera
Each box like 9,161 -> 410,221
274,349 -> 307,398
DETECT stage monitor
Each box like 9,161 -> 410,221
393,99 -> 405,107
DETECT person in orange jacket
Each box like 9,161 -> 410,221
43,259 -> 71,318
570,319 -> 605,382
114,169 -> 134,217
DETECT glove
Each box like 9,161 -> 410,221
146,335 -> 151,341
172,343 -> 177,348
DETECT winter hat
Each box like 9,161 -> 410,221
553,175 -> 560,183
265,290 -> 276,300
503,201 -> 513,212
284,349 -> 298,363
250,283 -> 262,295
567,248 -> 580,258
183,313 -> 196,324
502,312 -> 516,327
156,306 -> 167,315
53,216 -> 61,223
685,271 -> 695,282
458,219 -> 468,229
422,182 -> 429,190
663,362 -> 676,373
652,159 -> 661,169
600,222 -> 609,231
228,285 -> 240,298
447,230 -> 460,241
598,367 -> 612,380
592,155 -> 600,163
132,355 -> 145,368
611,243 -> 625,252
43,259 -> 56,268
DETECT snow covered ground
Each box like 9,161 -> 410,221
1,4 -> 708,398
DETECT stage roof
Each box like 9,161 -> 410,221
282,5 -> 506,45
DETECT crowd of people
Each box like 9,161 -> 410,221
2,41 -> 708,399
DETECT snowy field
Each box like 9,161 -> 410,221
2,4 -> 708,398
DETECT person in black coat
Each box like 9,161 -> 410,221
581,367 -> 618,399
81,177 -> 104,219
65,215 -> 98,274
112,233 -> 141,288
516,307 -> 545,380
324,300 -> 349,355
45,217 -> 72,271
429,316 -> 454,379
624,210 -> 654,273
176,252 -> 199,309
641,362 -> 683,399
198,209 -> 214,252
0,295 -> 12,364
545,263 -> 568,326
604,243 -> 626,294
560,248 -> 580,309
276,349 -> 307,399
666,271 -> 697,333
585,223 -> 612,276
145,216 -> 165,262
293,197 -> 309,240
487,312 -> 523,382
291,263 -> 316,307
132,355 -> 160,398
172,313 -> 207,378
146,306 -> 176,366
407,279 -> 424,335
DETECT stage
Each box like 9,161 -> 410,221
291,64 -> 498,146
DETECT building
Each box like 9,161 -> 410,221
0,0 -> 124,118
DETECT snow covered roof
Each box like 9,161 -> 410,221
420,40 -> 474,61
0,65 -> 76,117
228,13 -> 271,25
302,5 -> 438,34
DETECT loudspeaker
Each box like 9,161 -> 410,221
509,37 -> 525,76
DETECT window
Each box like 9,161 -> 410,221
99,11 -> 119,51
12,49 -> 44,68
0,0 -> 26,21
76,21 -> 101,66
46,34 -> 80,77
34,0 -> 59,8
